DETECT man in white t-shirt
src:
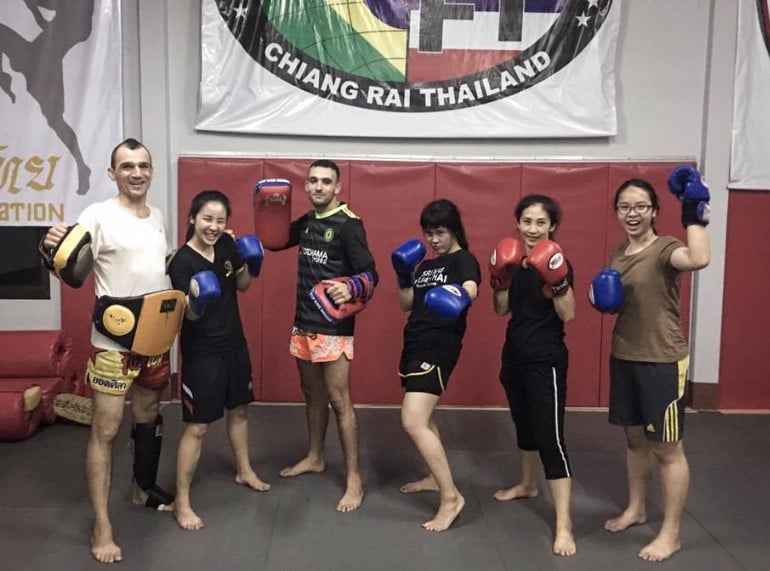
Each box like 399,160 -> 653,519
43,138 -> 175,564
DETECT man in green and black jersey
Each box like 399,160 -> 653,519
276,159 -> 377,513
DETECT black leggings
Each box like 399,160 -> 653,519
500,358 -> 571,480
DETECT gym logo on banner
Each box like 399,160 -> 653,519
198,0 -> 620,138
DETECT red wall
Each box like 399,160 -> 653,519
60,159 -> 701,407
175,159 -> 691,407
718,190 -> 770,409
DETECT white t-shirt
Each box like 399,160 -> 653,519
78,198 -> 171,350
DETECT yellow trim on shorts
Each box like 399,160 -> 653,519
663,356 -> 689,442
399,364 -> 445,392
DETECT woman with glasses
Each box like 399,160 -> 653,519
489,194 -> 577,556
592,174 -> 710,562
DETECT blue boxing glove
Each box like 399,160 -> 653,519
236,234 -> 264,277
588,269 -> 624,314
667,165 -> 711,227
189,270 -> 221,317
424,283 -> 472,320
391,239 -> 426,289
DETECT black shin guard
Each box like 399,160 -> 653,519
132,415 -> 174,509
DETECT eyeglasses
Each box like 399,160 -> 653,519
616,203 -> 652,215
306,177 -> 334,185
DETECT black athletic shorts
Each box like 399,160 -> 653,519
398,354 -> 458,396
180,346 -> 254,424
609,356 -> 689,443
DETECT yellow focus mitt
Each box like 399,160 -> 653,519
39,224 -> 94,288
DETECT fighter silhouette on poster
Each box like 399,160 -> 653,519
0,0 -> 96,195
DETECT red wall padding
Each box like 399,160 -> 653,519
436,163 -> 522,406
176,158 -> 691,407
60,159 -> 695,408
61,274 -> 94,396
346,162 -> 436,404
718,190 -> 770,409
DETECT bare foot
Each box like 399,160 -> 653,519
174,505 -> 204,531
132,486 -> 175,512
638,535 -> 681,562
91,523 -> 122,564
553,528 -> 577,556
399,475 -> 439,494
493,483 -> 539,501
279,456 -> 325,478
604,509 -> 646,532
235,470 -> 271,491
336,483 -> 364,513
422,493 -> 465,532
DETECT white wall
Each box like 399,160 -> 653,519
0,275 -> 60,330
2,0 -> 736,385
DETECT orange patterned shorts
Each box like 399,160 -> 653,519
289,327 -> 354,363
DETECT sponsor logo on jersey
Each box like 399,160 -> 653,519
323,228 -> 335,242
414,266 -> 447,287
301,246 -> 329,265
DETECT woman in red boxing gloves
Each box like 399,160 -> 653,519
489,194 -> 577,556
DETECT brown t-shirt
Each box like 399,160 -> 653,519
609,236 -> 688,362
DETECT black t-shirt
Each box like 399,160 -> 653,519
283,204 -> 377,336
167,233 -> 247,355
403,249 -> 481,363
501,259 -> 574,364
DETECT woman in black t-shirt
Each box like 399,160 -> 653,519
167,190 -> 270,531
490,194 -> 577,556
392,199 -> 480,532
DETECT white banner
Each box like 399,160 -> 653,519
0,0 -> 122,227
730,0 -> 770,189
197,0 -> 620,138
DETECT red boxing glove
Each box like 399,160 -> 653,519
309,278 -> 367,323
527,239 -> 569,298
489,238 -> 524,292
